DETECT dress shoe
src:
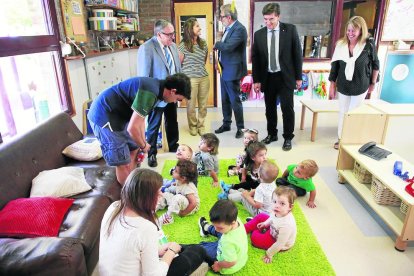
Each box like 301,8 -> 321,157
148,155 -> 158,167
235,129 -> 243,138
262,135 -> 278,144
214,125 -> 230,134
282,139 -> 292,151
169,144 -> 179,152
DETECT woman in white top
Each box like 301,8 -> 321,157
99,168 -> 207,276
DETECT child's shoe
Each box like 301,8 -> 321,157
220,180 -> 231,193
198,217 -> 209,237
246,217 -> 253,222
227,165 -> 238,176
217,192 -> 228,200
159,212 -> 174,225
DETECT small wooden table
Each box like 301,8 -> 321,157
299,99 -> 339,141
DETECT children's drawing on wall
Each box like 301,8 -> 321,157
295,71 -> 329,100
380,52 -> 414,103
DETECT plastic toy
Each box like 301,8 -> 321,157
393,161 -> 402,176
406,183 -> 414,197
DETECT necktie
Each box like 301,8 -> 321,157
164,46 -> 174,74
270,30 -> 277,71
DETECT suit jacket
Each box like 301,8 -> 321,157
252,22 -> 303,90
137,36 -> 181,79
214,20 -> 247,81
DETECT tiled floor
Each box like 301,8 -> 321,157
95,104 -> 414,276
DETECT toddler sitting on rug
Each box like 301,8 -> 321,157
276,159 -> 319,208
244,186 -> 297,263
228,128 -> 259,176
197,200 -> 248,274
239,160 -> 279,216
193,133 -> 220,187
158,160 -> 200,225
161,144 -> 193,193
219,141 -> 267,200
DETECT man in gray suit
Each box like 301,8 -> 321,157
137,19 -> 181,167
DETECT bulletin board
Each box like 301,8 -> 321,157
380,51 -> 414,103
60,0 -> 88,42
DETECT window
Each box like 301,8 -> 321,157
252,0 -> 384,60
0,0 -> 72,141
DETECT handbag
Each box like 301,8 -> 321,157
367,37 -> 380,83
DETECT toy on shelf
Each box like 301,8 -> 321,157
393,161 -> 414,197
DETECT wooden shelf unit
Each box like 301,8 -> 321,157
338,145 -> 414,251
85,4 -> 138,14
336,103 -> 414,251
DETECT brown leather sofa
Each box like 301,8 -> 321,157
0,112 -> 121,275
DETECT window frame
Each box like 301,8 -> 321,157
0,0 -> 73,114
250,0 -> 385,61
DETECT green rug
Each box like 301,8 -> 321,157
160,160 -> 335,275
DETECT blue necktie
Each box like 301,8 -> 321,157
164,46 -> 174,74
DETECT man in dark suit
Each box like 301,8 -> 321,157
252,3 -> 303,151
137,19 -> 181,167
213,4 -> 247,139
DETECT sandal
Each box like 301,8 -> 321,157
334,141 -> 339,150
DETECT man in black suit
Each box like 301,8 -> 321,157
252,3 -> 303,151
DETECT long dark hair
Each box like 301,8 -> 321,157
105,168 -> 163,236
244,141 -> 267,172
182,17 -> 206,53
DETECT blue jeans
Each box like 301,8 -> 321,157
199,225 -> 222,261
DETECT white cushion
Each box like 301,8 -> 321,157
31,167 -> 91,197
62,138 -> 102,161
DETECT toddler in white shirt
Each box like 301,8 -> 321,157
240,160 -> 279,216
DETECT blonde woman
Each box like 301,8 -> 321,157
329,16 -> 379,149
178,17 -> 210,136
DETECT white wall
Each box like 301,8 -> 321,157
67,48 -> 138,130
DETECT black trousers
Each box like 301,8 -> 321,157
147,102 -> 179,156
276,177 -> 306,196
232,174 -> 260,190
167,244 -> 207,276
264,72 -> 295,140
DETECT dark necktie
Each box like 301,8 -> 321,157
164,46 -> 174,74
270,30 -> 277,71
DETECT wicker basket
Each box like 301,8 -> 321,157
400,201 -> 409,215
371,177 -> 401,206
353,161 -> 372,184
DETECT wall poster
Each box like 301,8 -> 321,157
380,51 -> 414,103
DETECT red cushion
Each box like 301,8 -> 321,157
0,197 -> 74,238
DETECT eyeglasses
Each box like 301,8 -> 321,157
219,14 -> 228,20
242,128 -> 259,134
160,31 -> 175,38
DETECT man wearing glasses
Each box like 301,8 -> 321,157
137,19 -> 181,167
213,4 -> 247,139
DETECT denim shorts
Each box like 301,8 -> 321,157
90,121 -> 138,166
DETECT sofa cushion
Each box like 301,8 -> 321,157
31,167 -> 92,197
62,138 -> 103,161
71,166 -> 121,202
0,112 -> 83,209
0,197 -> 74,238
0,237 -> 87,275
